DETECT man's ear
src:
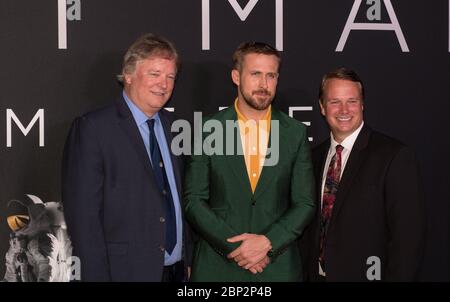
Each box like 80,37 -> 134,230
319,100 -> 326,116
231,69 -> 240,86
124,73 -> 132,85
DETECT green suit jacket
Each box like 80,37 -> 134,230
183,106 -> 315,281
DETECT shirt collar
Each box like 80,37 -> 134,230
330,121 -> 364,151
123,90 -> 160,126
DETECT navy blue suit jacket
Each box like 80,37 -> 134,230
62,96 -> 190,281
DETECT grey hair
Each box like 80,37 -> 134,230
117,33 -> 179,83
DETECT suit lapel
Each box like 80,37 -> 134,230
253,109 -> 287,200
115,96 -> 154,180
159,109 -> 183,198
226,150 -> 253,196
313,140 -> 330,246
329,126 -> 371,226
222,108 -> 253,196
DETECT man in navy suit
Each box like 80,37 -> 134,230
302,68 -> 425,281
62,33 -> 190,282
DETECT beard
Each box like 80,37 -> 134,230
240,88 -> 274,111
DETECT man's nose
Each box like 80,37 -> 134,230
158,77 -> 168,89
340,102 -> 349,113
259,76 -> 268,89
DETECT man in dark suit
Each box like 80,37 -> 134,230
62,33 -> 190,281
303,68 -> 425,281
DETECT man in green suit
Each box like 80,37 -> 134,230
183,42 -> 315,281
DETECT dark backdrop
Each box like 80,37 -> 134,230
0,0 -> 448,281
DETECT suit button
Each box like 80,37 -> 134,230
162,189 -> 167,195
160,217 -> 165,223
251,198 -> 256,206
160,245 -> 165,252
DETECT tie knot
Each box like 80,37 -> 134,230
336,144 -> 343,154
147,119 -> 155,131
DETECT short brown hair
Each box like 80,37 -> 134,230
117,33 -> 179,82
319,68 -> 364,104
232,42 -> 280,71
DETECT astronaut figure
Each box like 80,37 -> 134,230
2,195 -> 71,282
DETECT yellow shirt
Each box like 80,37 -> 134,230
234,99 -> 271,193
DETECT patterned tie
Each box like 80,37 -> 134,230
319,144 -> 344,272
147,119 -> 177,254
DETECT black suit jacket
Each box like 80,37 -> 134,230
302,125 -> 425,281
62,96 -> 191,281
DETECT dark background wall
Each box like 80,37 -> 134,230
0,0 -> 448,281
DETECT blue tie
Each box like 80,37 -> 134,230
147,119 -> 177,255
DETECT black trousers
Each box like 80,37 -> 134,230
161,261 -> 185,282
